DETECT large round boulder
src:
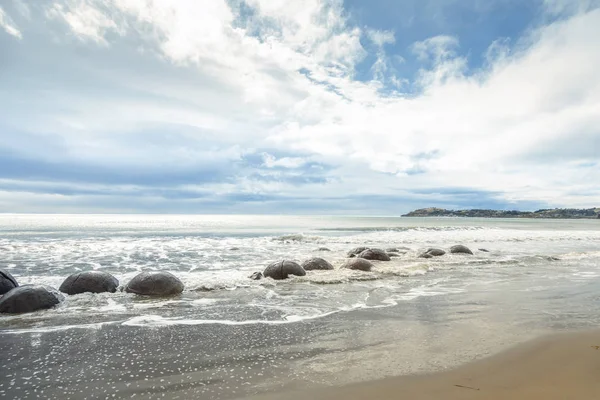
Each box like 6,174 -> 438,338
125,272 -> 184,296
342,258 -> 374,272
59,271 -> 119,295
347,247 -> 369,258
358,248 -> 391,261
0,285 -> 63,314
426,248 -> 446,256
301,257 -> 334,271
0,269 -> 18,295
263,260 -> 306,280
450,245 -> 473,255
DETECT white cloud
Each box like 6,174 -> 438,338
0,6 -> 22,38
1,0 -> 600,211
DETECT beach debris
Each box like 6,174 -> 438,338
450,245 -> 474,255
358,248 -> 391,261
342,258 -> 374,272
591,346 -> 600,350
263,260 -> 306,280
0,285 -> 64,314
125,271 -> 184,296
249,271 -> 263,280
59,271 -> 119,295
302,257 -> 334,271
0,268 -> 19,295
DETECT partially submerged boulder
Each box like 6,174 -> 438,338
316,247 -> 331,252
125,272 -> 184,296
249,271 -> 263,280
0,285 -> 63,314
0,269 -> 18,295
342,258 -> 374,272
426,248 -> 446,257
450,245 -> 474,255
418,253 -> 433,259
358,248 -> 391,261
263,261 -> 306,280
302,257 -> 334,271
347,247 -> 369,258
59,271 -> 119,295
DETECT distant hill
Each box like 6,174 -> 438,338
402,207 -> 600,219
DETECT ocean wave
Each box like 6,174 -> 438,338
316,226 -> 487,232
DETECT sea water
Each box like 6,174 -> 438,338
0,214 -> 599,399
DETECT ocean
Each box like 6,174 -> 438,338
1,214 -> 599,399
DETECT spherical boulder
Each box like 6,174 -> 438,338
450,245 -> 473,255
426,248 -> 446,257
263,260 -> 306,280
358,248 -> 391,261
301,257 -> 334,271
59,271 -> 119,295
125,272 -> 184,296
342,258 -> 374,272
0,285 -> 63,314
0,269 -> 18,295
347,247 -> 369,258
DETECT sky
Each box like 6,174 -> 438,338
0,0 -> 599,214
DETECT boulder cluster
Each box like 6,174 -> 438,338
0,269 -> 185,315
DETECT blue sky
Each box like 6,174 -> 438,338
0,0 -> 599,214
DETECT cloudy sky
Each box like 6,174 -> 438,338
0,0 -> 599,214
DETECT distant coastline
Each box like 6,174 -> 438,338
402,207 -> 600,219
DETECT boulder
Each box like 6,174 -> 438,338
358,248 -> 391,261
0,269 -> 18,295
249,271 -> 263,280
59,271 -> 119,295
125,272 -> 184,296
342,258 -> 374,271
301,257 -> 334,271
450,245 -> 474,255
418,252 -> 433,259
0,285 -> 63,314
316,247 -> 331,252
263,261 -> 306,280
347,247 -> 369,258
426,248 -> 446,257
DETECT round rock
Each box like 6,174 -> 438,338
450,245 -> 474,255
0,269 -> 18,295
347,247 -> 369,258
342,258 -> 374,272
59,271 -> 119,295
263,260 -> 306,280
426,248 -> 446,257
0,285 -> 63,314
301,257 -> 334,271
125,272 -> 184,296
358,248 -> 391,261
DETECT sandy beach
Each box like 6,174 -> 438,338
247,329 -> 600,400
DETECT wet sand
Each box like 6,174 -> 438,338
246,329 -> 600,400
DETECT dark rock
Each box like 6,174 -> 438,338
263,261 -> 306,280
0,285 -> 63,314
301,257 -> 334,271
358,248 -> 391,261
478,248 -> 490,252
342,258 -> 374,271
450,245 -> 474,255
59,271 -> 119,295
418,252 -> 433,259
125,272 -> 184,296
249,271 -> 263,280
347,247 -> 369,258
316,247 -> 331,252
0,269 -> 18,295
229,247 -> 240,251
426,248 -> 446,257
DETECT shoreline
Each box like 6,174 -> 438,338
245,329 -> 600,400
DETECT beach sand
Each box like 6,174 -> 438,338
245,329 -> 600,400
